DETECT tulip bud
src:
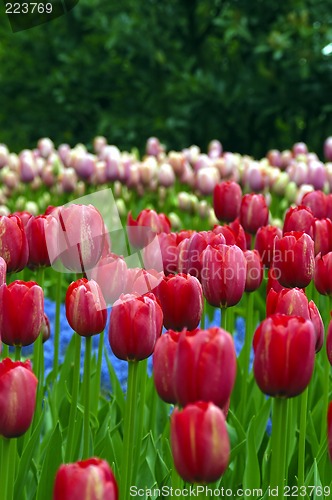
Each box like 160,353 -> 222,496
65,279 -> 107,337
213,181 -> 242,223
53,458 -> 118,500
328,402 -> 332,462
313,218 -> 332,256
314,252 -> 332,295
109,293 -> 163,361
174,327 -> 236,408
127,209 -> 171,249
0,281 -> 44,346
255,225 -> 282,267
0,214 -> 29,273
154,273 -> 203,331
239,193 -> 269,234
243,250 -> 263,292
171,402 -> 230,483
153,329 -> 181,404
301,191 -> 327,219
201,244 -> 247,307
283,205 -> 315,237
324,137 -> 332,161
25,215 -> 58,268
89,253 -> 127,305
0,358 -> 38,437
273,231 -> 315,288
253,314 -> 316,397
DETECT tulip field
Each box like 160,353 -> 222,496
1,136 -> 332,499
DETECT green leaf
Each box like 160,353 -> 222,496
36,423 -> 63,500
243,417 -> 261,489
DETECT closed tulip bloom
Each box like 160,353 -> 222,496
51,204 -> 106,273
266,288 -> 323,352
243,250 -> 263,292
109,293 -> 163,361
266,266 -> 284,295
26,214 -> 57,268
178,231 -> 226,280
143,232 -> 178,275
66,279 -> 107,336
255,225 -> 282,267
0,281 -> 44,346
273,231 -> 315,288
301,191 -> 327,219
253,314 -> 316,397
239,193 -> 269,234
327,318 -> 332,366
127,209 -> 171,249
174,327 -> 236,408
89,253 -> 127,305
53,458 -> 118,500
0,256 -> 6,285
201,244 -> 247,307
153,329 -> 181,404
0,358 -> 38,438
154,274 -> 203,331
171,402 -> 230,483
124,268 -> 163,296
314,252 -> 332,295
313,219 -> 332,259
328,402 -> 332,462
282,205 -> 315,237
213,181 -> 242,222
0,214 -> 29,272
213,219 -> 247,250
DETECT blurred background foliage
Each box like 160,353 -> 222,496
0,0 -> 331,157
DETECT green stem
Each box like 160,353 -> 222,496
1,437 -> 16,500
65,334 -> 82,462
200,298 -> 206,329
297,387 -> 308,487
120,361 -> 139,500
53,271 -> 62,380
83,336 -> 92,458
171,465 -> 183,489
15,346 -> 22,361
132,359 -> 147,482
240,292 -> 254,422
1,344 -> 9,359
221,306 -> 227,331
271,397 -> 288,496
32,267 -> 45,422
92,330 -> 104,414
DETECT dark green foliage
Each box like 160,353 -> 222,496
0,0 -> 331,156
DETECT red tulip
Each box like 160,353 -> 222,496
0,215 -> 29,272
178,231 -> 226,280
0,256 -> 6,285
65,279 -> 107,336
124,268 -> 163,296
255,225 -> 282,267
266,288 -> 323,352
301,191 -> 327,219
109,293 -> 163,361
26,214 -> 58,268
12,210 -> 33,227
89,253 -> 127,305
201,244 -> 247,307
0,358 -> 38,438
213,181 -> 242,222
53,458 -> 118,500
127,209 -> 171,248
41,313 -> 51,343
50,204 -> 106,273
174,327 -> 236,408
213,219 -> 247,250
313,218 -> 332,256
239,193 -> 269,234
243,250 -> 263,292
273,231 -> 315,288
266,266 -> 284,295
328,402 -> 332,462
314,252 -> 332,295
0,281 -> 44,346
282,205 -> 315,237
153,329 -> 181,404
143,232 -> 178,275
171,401 -> 230,483
154,273 -> 203,331
327,315 -> 332,367
253,314 -> 316,397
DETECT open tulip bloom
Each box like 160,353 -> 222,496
0,138 -> 331,500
